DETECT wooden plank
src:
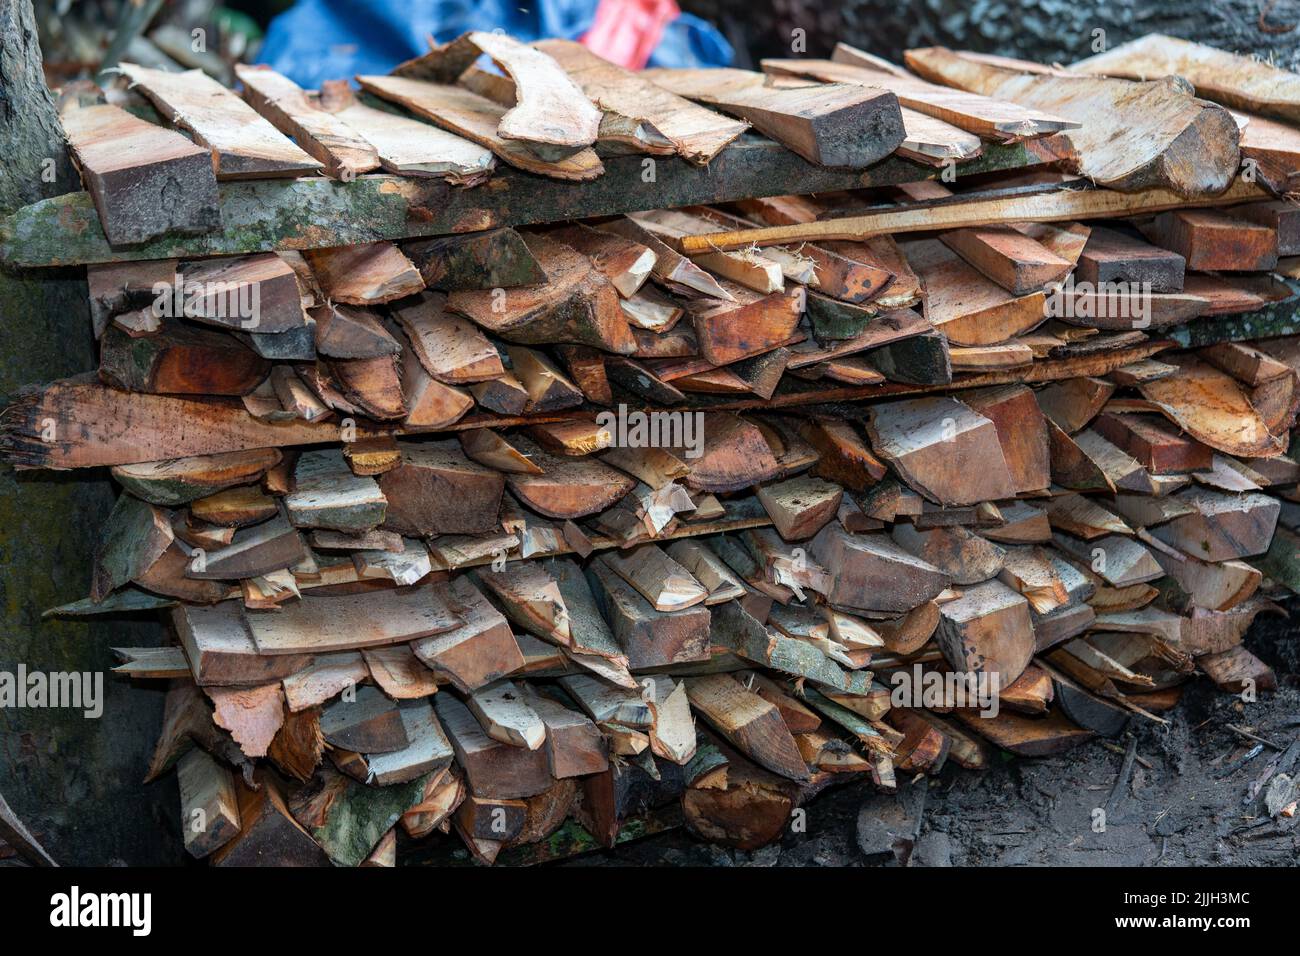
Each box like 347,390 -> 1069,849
357,75 -> 602,181
767,50 -> 1080,139
3,138 -> 1041,268
1073,33 -> 1300,125
235,65 -> 380,178
393,31 -> 601,156
535,39 -> 748,164
675,177 -> 1267,256
644,67 -> 904,168
60,102 -> 220,244
317,81 -> 495,181
118,63 -> 322,178
685,674 -> 809,782
246,583 -> 460,655
903,47 -> 1239,197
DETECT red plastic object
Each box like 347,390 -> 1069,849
580,0 -> 681,69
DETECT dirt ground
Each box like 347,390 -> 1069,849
563,603 -> 1300,868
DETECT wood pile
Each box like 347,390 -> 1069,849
6,31 -> 1300,865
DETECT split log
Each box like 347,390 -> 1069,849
61,102 -> 220,243
866,396 -> 1018,505
935,579 -> 1035,685
903,47 -> 1239,197
447,232 -> 634,354
778,46 -> 1080,138
902,239 -> 1046,345
245,583 -> 460,655
412,577 -> 524,692
757,474 -> 843,541
962,384 -> 1050,494
1143,209 -> 1277,272
363,700 -> 455,786
685,674 -> 809,781
809,523 -> 949,613
1074,32 -> 1300,124
284,448 -> 386,533
318,80 -> 495,181
378,440 -> 505,536
586,557 -> 712,667
891,524 -> 1005,585
1150,487 -> 1280,561
211,773 -> 329,866
100,323 -> 268,397
535,39 -> 748,164
176,748 -> 241,859
506,436 -> 634,519
118,63 -> 322,178
520,687 -> 609,778
645,67 -> 904,167
235,65 -> 380,178
468,681 -> 546,750
357,74 -> 602,181
320,685 -> 409,753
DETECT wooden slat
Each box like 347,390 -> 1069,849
118,63 -> 322,178
1,138 -> 1042,268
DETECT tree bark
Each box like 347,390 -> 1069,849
0,0 -> 179,865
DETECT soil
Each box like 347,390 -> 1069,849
562,601 -> 1300,867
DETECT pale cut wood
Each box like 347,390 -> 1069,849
757,474 -> 843,541
600,543 -> 709,612
767,52 -> 1076,143
361,645 -> 440,699
235,65 -> 380,177
675,177 -> 1267,254
305,242 -> 423,306
173,600 -> 311,686
1074,33 -> 1300,125
646,677 -> 697,765
903,47 -> 1240,197
284,448 -> 386,534
1150,487 -> 1280,562
826,44 -> 1081,135
935,579 -> 1034,685
645,67 -> 905,168
208,683 -> 285,759
1138,356 -> 1287,458
318,81 -> 495,181
61,102 -> 220,244
685,674 -> 810,782
279,653 -> 366,712
411,577 -> 524,693
365,700 -> 455,786
468,681 -> 546,750
903,239 -> 1046,345
1052,532 -> 1163,588
246,583 -> 460,655
357,75 -> 603,181
119,63 -> 322,178
664,539 -> 747,605
177,748 -> 241,858
394,31 -> 601,154
594,216 -> 733,300
535,39 -> 748,164
390,292 -> 503,384
867,396 -> 1017,506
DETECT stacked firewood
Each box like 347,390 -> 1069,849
4,30 -> 1300,865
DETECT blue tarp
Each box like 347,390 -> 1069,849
257,0 -> 732,90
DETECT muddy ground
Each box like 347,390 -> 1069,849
563,605 -> 1300,868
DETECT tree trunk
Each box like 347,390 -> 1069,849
0,0 -> 179,865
